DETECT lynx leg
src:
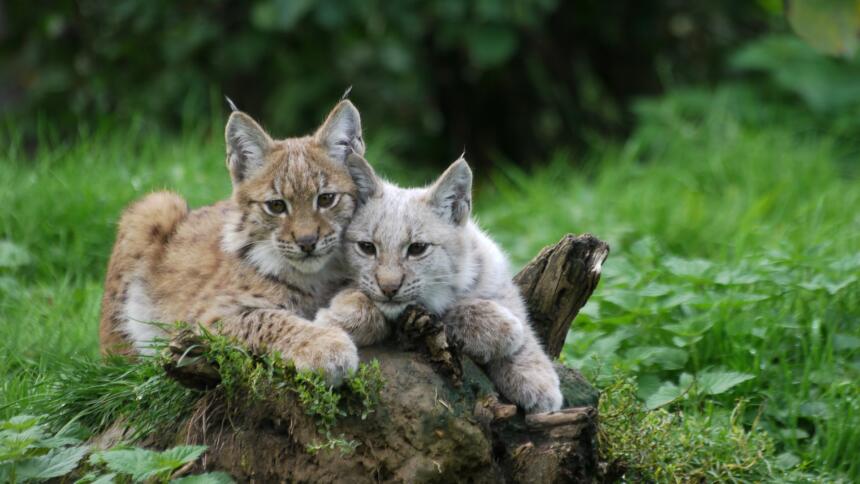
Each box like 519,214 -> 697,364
486,332 -> 563,414
444,299 -> 526,364
215,308 -> 359,385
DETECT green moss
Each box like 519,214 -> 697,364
597,374 -> 848,482
184,326 -> 385,454
23,327 -> 384,454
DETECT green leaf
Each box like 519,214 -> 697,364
732,35 -> 860,111
663,317 -> 714,337
92,474 -> 117,484
97,448 -> 162,481
172,471 -> 235,483
0,415 -> 40,432
798,274 -> 858,294
155,445 -> 208,469
74,472 -> 117,484
600,290 -> 643,312
15,445 -> 89,481
637,283 -> 673,297
97,445 -> 207,482
662,256 -> 713,278
775,452 -> 801,470
624,346 -> 688,370
695,371 -> 754,395
644,380 -> 687,410
635,374 -> 662,400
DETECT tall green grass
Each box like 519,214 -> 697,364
1,86 -> 858,478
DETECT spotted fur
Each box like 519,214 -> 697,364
100,101 -> 374,385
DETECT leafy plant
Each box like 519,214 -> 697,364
83,445 -> 232,484
0,415 -> 88,483
0,415 -> 233,483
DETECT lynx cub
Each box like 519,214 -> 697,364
100,101 -> 375,384
316,155 -> 563,412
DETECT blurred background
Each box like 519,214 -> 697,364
2,1 -> 860,481
0,0 -> 803,167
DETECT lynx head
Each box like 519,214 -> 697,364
222,100 -> 374,276
344,156 -> 473,318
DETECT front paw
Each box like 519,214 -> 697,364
316,289 -> 389,346
397,304 -> 443,339
527,385 -> 564,414
282,327 -> 359,386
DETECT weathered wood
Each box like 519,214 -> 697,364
514,233 -> 610,358
149,232 -> 608,483
526,406 -> 595,430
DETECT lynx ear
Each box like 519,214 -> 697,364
427,157 -> 472,225
315,100 -> 364,164
225,112 -> 273,184
345,152 -> 379,203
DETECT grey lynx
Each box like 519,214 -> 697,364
316,155 -> 563,412
100,100 -> 375,385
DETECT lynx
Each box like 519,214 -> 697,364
99,101 -> 374,384
315,155 -> 563,412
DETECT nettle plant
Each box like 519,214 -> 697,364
0,415 -> 231,483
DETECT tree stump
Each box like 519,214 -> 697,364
149,234 -> 609,482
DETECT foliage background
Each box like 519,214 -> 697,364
2,0 -> 768,168
2,0 -> 860,481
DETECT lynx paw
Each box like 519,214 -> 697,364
489,344 -> 563,414
315,289 -> 389,346
527,384 -> 564,414
397,304 -> 443,338
283,327 -> 359,386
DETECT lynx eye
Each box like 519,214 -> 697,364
264,199 -> 287,215
357,241 -> 377,257
407,242 -> 429,257
317,193 -> 338,209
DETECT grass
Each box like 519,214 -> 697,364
1,85 -> 858,480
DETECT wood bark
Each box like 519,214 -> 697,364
138,233 -> 609,483
514,233 -> 609,358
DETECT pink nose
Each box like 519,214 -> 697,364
377,277 -> 403,298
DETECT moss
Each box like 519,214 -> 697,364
26,326 -> 385,455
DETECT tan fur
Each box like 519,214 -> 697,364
315,288 -> 389,346
100,101 -> 369,383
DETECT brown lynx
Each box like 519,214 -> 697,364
99,101 -> 374,384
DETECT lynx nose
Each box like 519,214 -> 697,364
295,234 -> 318,254
376,274 -> 404,299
